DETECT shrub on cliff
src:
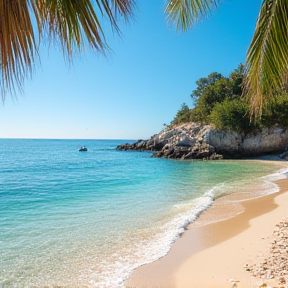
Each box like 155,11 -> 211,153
171,103 -> 192,125
209,98 -> 257,133
260,93 -> 288,128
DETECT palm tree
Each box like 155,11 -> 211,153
165,0 -> 288,117
0,0 -> 135,101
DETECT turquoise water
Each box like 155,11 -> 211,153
0,139 -> 286,288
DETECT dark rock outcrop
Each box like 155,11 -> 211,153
116,123 -> 288,160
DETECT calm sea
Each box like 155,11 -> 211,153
0,139 -> 287,288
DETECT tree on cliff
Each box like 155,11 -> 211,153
171,65 -> 248,128
171,103 -> 191,125
1,0 -> 288,118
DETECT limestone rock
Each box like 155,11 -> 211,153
116,123 -> 288,160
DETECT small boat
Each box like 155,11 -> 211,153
79,146 -> 88,152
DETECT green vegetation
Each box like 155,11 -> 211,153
171,64 -> 288,133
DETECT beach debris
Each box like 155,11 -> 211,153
228,278 -> 240,283
227,278 -> 240,287
247,218 -> 288,287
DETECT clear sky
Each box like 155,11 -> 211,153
0,0 -> 262,140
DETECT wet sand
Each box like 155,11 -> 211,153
126,177 -> 288,288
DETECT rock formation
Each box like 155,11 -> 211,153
116,123 -> 288,160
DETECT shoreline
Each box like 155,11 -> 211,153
126,163 -> 288,288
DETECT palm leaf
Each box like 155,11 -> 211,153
165,0 -> 220,31
0,0 -> 135,101
33,0 -> 135,57
244,0 -> 288,117
0,0 -> 36,100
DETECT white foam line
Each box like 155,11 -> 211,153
261,167 -> 288,182
99,195 -> 215,288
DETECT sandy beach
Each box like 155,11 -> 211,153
126,173 -> 288,287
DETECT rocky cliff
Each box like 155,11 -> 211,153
116,123 -> 288,160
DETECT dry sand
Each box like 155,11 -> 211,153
126,177 -> 288,288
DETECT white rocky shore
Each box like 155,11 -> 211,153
117,123 -> 288,160
247,218 -> 288,288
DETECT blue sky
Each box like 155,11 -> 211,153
0,0 -> 262,140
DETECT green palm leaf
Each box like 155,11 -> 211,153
0,0 -> 135,101
244,0 -> 288,117
0,1 -> 36,100
165,0 -> 219,31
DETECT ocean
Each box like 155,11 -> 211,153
0,139 -> 287,288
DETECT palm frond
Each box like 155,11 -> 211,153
0,0 -> 135,102
165,0 -> 220,31
0,0 -> 36,100
33,0 -> 135,57
244,0 -> 288,117
97,0 -> 135,30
